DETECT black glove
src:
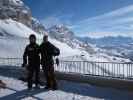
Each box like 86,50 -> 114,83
56,58 -> 59,66
22,63 -> 26,68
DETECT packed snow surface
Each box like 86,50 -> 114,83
0,76 -> 133,100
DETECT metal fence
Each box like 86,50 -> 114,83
55,61 -> 133,79
0,58 -> 133,79
0,58 -> 22,67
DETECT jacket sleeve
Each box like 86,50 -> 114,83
49,42 -> 60,56
23,46 -> 28,65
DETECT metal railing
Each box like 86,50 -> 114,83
0,58 -> 133,79
55,61 -> 133,79
0,58 -> 22,67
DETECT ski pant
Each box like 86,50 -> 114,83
27,65 -> 40,88
42,65 -> 57,88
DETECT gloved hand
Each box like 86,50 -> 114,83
56,58 -> 59,66
22,63 -> 26,68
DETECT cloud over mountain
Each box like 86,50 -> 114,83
71,5 -> 133,38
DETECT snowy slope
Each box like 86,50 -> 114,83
0,19 -> 42,57
0,19 -> 41,38
0,19 -> 84,59
0,19 -> 131,62
0,19 -> 81,58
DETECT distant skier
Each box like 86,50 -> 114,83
22,34 -> 40,90
40,35 -> 60,90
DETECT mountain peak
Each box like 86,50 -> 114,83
50,24 -> 69,31
48,24 -> 74,37
0,0 -> 30,23
0,0 -> 24,6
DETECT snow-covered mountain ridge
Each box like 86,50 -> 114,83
0,0 -> 131,62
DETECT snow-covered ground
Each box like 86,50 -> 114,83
0,75 -> 133,100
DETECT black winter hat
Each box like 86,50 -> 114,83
29,34 -> 36,39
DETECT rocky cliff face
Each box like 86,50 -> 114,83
0,0 -> 46,34
0,0 -> 31,26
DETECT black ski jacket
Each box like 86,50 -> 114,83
23,43 -> 40,67
40,41 -> 60,66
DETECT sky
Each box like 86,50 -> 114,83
24,0 -> 133,38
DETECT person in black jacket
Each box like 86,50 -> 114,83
40,35 -> 60,90
22,34 -> 40,90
